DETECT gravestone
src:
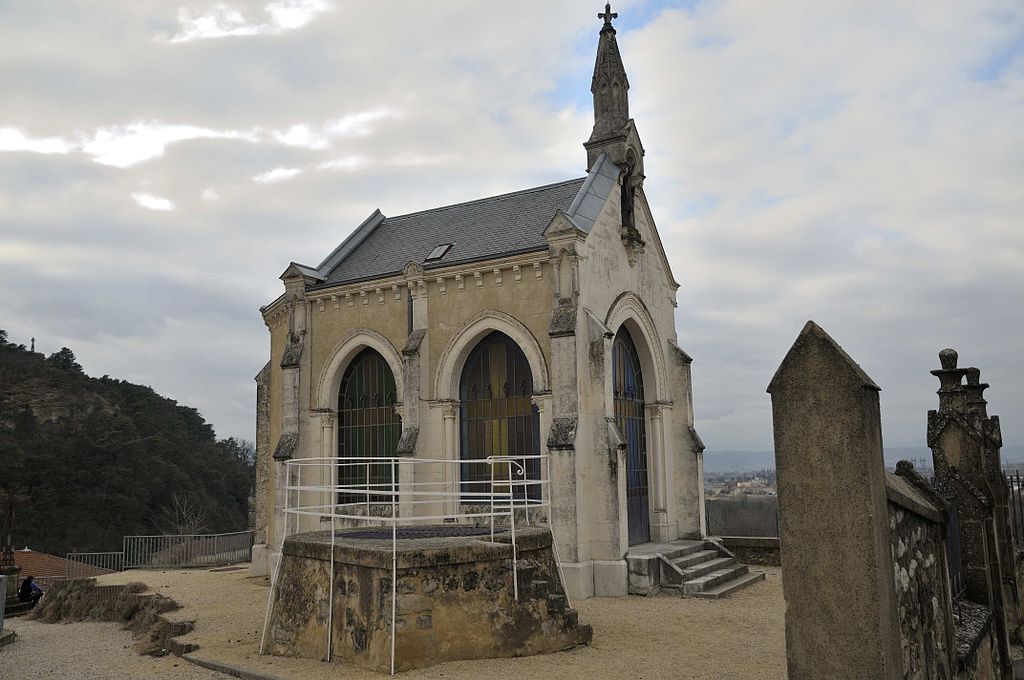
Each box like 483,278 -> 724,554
767,321 -> 901,680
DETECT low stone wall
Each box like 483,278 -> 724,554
706,496 -> 778,537
886,474 -> 956,680
263,526 -> 591,672
954,601 -> 1000,679
719,536 -> 780,566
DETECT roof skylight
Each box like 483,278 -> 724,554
425,243 -> 453,261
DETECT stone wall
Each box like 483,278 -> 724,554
263,527 -> 590,673
887,475 -> 955,680
719,536 -> 780,566
706,495 -> 778,537
955,601 -> 1002,680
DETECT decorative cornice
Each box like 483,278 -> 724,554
303,251 -> 548,308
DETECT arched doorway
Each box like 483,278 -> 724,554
337,347 -> 401,503
459,331 -> 540,502
613,326 -> 649,545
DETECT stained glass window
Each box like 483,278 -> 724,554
459,331 -> 540,502
613,327 -> 649,545
337,348 -> 401,504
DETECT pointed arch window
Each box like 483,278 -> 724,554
459,331 -> 540,502
613,326 -> 650,545
337,347 -> 401,504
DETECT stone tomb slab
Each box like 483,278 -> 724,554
263,525 -> 590,673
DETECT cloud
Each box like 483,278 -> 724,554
81,122 -> 257,168
316,156 -> 363,171
132,192 -> 175,210
0,1 -> 1020,453
0,112 -> 392,170
252,167 -> 302,183
272,110 -> 395,149
0,127 -> 72,154
166,0 -> 331,43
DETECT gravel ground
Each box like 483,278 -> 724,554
96,564 -> 786,680
1,618 -> 230,680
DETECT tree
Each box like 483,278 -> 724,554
46,347 -> 83,374
219,437 -> 256,468
159,492 -> 208,535
0,329 -> 26,352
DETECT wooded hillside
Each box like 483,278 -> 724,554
0,330 -> 253,556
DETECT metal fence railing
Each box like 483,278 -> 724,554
123,531 -> 253,569
65,551 -> 123,578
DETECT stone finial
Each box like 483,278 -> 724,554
598,2 -> 617,29
930,348 -> 967,413
963,367 -> 989,417
894,459 -> 915,476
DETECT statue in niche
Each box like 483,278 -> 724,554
620,161 -> 636,232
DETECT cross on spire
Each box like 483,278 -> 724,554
598,3 -> 617,28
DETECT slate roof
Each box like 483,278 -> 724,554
314,178 -> 583,288
304,155 -> 620,291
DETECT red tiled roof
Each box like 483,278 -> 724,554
13,549 -> 112,580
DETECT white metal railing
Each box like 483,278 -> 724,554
260,454 -> 559,676
122,531 -> 252,569
65,551 -> 123,578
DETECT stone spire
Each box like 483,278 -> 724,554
589,3 -> 630,141
583,4 -> 645,180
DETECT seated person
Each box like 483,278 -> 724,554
18,575 -> 43,607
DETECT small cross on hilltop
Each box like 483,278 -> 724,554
599,3 -> 617,27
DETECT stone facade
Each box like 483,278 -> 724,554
252,9 -> 702,599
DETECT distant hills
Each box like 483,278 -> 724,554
0,331 -> 253,556
703,446 -> 1024,473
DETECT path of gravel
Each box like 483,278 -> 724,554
97,564 -> 786,680
1,618 -> 230,680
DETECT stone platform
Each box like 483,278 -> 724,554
262,525 -> 590,673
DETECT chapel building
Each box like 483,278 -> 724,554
253,7 -> 706,599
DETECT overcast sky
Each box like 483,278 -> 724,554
1,0 -> 1022,454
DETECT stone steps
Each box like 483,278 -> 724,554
671,549 -> 721,570
626,539 -> 765,598
677,556 -> 739,582
518,566 -> 592,648
691,570 -> 766,599
678,563 -> 750,595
